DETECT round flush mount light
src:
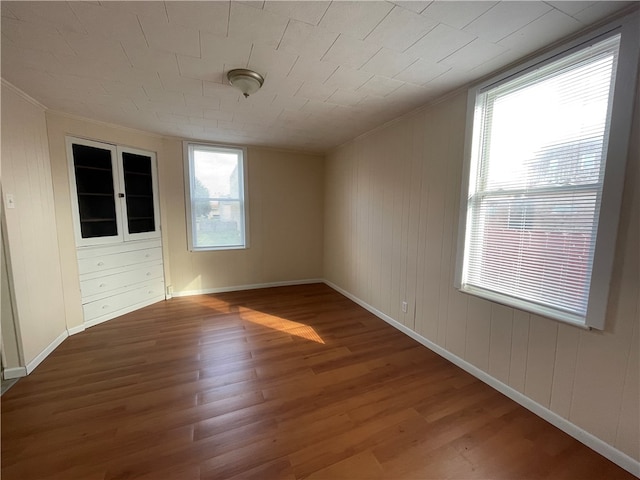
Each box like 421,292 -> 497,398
227,69 -> 265,98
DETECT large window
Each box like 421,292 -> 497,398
184,143 -> 247,251
456,14 -> 638,329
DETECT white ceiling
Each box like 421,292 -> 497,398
1,1 -> 634,153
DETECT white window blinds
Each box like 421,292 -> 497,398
460,34 -> 621,325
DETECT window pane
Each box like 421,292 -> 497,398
193,199 -> 243,248
188,145 -> 246,250
193,150 -> 241,199
467,190 -> 598,315
479,48 -> 616,192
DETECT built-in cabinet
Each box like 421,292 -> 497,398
68,137 -> 160,246
67,137 -> 165,327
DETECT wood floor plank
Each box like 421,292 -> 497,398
1,284 -> 634,479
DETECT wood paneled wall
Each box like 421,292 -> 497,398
323,91 -> 639,463
1,83 -> 67,366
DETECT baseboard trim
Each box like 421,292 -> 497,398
67,325 -> 85,336
25,331 -> 68,375
172,278 -> 324,297
323,280 -> 640,478
3,367 -> 27,379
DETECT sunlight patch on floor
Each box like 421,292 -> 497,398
239,307 -> 325,345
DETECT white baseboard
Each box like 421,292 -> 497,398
25,330 -> 68,375
67,324 -> 85,336
172,278 -> 324,297
323,280 -> 640,478
3,366 -> 27,379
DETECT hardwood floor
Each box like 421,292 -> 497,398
1,283 -> 634,480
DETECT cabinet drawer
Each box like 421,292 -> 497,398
80,264 -> 164,298
78,247 -> 162,275
76,239 -> 161,260
83,280 -> 165,321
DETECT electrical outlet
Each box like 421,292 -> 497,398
6,194 -> 15,209
401,301 -> 408,313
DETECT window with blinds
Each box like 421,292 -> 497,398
455,21 -> 638,329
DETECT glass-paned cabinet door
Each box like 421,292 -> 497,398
67,137 -> 160,246
67,137 -> 123,246
118,146 -> 161,241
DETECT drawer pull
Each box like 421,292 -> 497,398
99,283 -> 106,288
145,253 -> 151,258
146,272 -> 151,276
102,304 -> 110,309
148,290 -> 153,294
97,262 -> 104,266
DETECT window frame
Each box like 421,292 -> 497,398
454,11 -> 639,330
183,142 -> 249,252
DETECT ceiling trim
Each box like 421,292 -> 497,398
44,109 -> 166,140
1,78 -> 47,111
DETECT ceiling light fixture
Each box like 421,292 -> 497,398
227,69 -> 265,98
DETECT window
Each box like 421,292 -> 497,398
184,143 -> 248,251
455,13 -> 639,329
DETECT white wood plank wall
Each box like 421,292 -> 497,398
1,82 -> 68,367
323,91 -> 639,462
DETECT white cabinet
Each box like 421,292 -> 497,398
67,137 -> 165,327
77,240 -> 165,327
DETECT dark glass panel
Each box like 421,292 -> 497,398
74,168 -> 115,195
80,220 -> 118,238
77,195 -> 117,221
72,144 -> 112,170
127,197 -> 154,219
128,218 -> 155,234
122,152 -> 155,234
72,143 -> 117,238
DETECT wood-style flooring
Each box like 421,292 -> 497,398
1,283 -> 635,479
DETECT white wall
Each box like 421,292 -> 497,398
324,87 -> 639,465
1,82 -> 67,368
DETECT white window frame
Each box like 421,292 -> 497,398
455,12 -> 639,330
183,142 -> 249,252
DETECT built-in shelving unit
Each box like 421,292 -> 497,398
66,137 -> 165,327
